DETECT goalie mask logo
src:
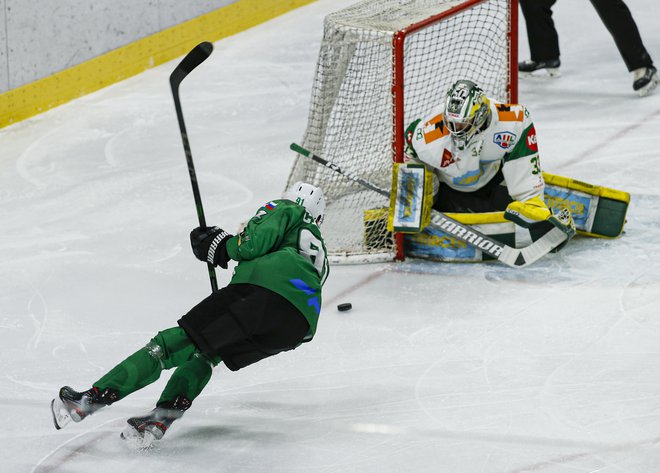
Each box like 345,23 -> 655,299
447,84 -> 471,115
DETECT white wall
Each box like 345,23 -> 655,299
0,0 -> 7,91
0,0 -> 237,93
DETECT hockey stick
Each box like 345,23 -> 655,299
290,143 -> 568,268
170,41 -> 218,292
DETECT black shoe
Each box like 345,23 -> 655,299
51,386 -> 118,429
632,66 -> 658,96
519,59 -> 561,77
120,396 -> 191,448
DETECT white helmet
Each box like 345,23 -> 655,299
284,181 -> 326,226
444,79 -> 491,150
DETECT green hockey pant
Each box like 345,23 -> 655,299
93,327 -> 220,405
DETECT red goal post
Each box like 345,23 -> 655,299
289,0 -> 519,263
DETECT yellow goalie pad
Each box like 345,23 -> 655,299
406,211 -> 515,262
542,172 -> 630,238
362,171 -> 629,263
365,208 -> 515,262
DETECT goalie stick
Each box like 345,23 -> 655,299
290,143 -> 568,268
170,41 -> 218,292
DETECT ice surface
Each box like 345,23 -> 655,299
2,1 -> 660,472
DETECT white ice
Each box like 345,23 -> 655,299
2,1 -> 660,472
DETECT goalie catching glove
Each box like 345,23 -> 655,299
190,226 -> 233,268
504,196 -> 576,247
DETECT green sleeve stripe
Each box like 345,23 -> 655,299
405,119 -> 422,159
405,119 -> 421,137
503,124 -> 536,163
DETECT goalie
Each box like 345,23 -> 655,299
404,79 -> 575,245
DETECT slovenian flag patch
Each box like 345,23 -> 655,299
265,201 -> 278,211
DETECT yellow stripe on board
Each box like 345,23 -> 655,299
0,0 -> 316,129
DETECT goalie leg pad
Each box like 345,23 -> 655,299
404,212 -> 515,262
542,172 -> 630,238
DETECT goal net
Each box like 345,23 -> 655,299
287,0 -> 517,263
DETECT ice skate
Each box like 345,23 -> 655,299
632,66 -> 658,97
519,59 -> 561,78
50,386 -> 118,430
120,396 -> 190,449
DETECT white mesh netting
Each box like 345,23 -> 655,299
288,0 -> 513,263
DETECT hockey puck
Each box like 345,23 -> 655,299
337,303 -> 352,312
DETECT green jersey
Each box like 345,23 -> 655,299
224,199 -> 329,339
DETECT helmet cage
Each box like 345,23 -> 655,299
444,80 -> 490,148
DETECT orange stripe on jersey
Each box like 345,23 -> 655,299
422,113 -> 450,144
496,104 -> 525,122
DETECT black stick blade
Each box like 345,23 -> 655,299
170,41 -> 214,89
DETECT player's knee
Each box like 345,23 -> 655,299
195,352 -> 220,368
148,327 -> 217,369
146,327 -> 182,367
145,339 -> 166,368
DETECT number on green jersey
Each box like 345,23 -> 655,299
299,228 -> 329,284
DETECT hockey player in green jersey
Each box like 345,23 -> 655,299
404,79 -> 575,244
50,181 -> 328,448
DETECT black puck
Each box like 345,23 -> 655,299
337,303 -> 352,312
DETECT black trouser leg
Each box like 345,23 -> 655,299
589,0 -> 653,71
519,0 -> 560,62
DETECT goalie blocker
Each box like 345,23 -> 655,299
379,164 -> 629,263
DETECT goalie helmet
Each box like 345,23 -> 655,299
444,79 -> 491,150
283,181 -> 326,226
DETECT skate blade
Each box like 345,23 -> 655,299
120,425 -> 157,450
520,68 -> 560,79
637,78 -> 658,97
50,398 -> 72,430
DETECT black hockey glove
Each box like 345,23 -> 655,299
190,226 -> 233,269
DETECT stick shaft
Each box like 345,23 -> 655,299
170,42 -> 217,292
290,143 -> 388,196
